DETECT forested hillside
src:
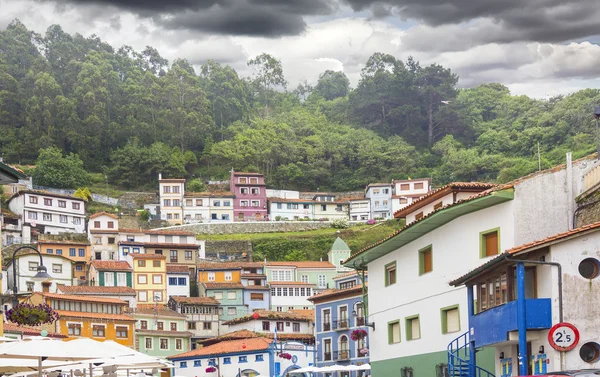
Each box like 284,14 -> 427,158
1,20 -> 600,191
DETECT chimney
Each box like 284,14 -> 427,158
158,173 -> 162,180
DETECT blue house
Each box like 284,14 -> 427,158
308,271 -> 369,376
365,183 -> 393,219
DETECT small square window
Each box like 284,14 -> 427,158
481,229 -> 500,258
406,315 -> 421,340
419,246 -> 433,275
388,320 -> 401,344
415,212 -> 424,220
239,356 -> 247,363
441,306 -> 460,334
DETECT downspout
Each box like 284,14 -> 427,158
505,257 -> 564,369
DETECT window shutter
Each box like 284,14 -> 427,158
485,232 -> 498,256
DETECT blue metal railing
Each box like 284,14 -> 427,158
447,332 -> 495,377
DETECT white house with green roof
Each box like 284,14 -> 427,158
343,154 -> 600,377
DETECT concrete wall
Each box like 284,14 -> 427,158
204,240 -> 253,261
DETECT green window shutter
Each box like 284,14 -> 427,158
127,272 -> 132,287
99,271 -> 105,286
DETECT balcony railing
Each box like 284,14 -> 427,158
332,319 -> 349,330
323,322 -> 331,331
356,316 -> 366,326
323,352 -> 332,361
333,350 -> 350,361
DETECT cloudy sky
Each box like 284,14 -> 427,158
2,0 -> 600,98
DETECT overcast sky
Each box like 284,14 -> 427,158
2,0 -> 600,98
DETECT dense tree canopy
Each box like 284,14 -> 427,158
1,20 -> 600,191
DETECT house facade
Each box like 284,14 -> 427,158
88,212 -> 119,261
309,282 -> 369,377
450,222 -> 600,375
202,282 -> 248,321
159,174 -> 185,224
37,239 -> 90,283
129,305 -> 192,358
130,253 -> 167,305
7,190 -> 86,234
343,154 -> 600,377
182,193 -> 211,223
31,292 -> 136,347
7,252 -> 73,293
168,296 -> 221,344
168,338 -> 315,377
391,178 -> 431,214
207,192 -> 235,222
349,198 -> 371,221
230,170 -> 268,221
266,259 -> 341,293
88,260 -> 133,289
223,310 -> 314,336
365,183 -> 393,220
167,264 -> 191,298
57,285 -> 137,308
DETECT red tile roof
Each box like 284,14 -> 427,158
145,229 -> 196,236
169,296 -> 221,305
167,265 -> 190,273
393,182 -> 497,218
3,322 -> 67,338
333,271 -> 368,280
169,338 -> 271,359
232,172 -> 264,176
241,273 -> 267,279
308,284 -> 366,302
135,329 -> 193,337
58,286 -> 136,295
269,281 -> 316,286
222,309 -> 313,325
8,189 -> 86,203
91,261 -> 132,271
55,310 -> 136,321
42,292 -> 128,305
197,262 -> 263,270
37,240 -> 90,246
89,229 -> 119,234
127,305 -> 186,318
197,330 -> 314,346
121,242 -> 198,249
119,228 -> 146,234
202,282 -> 245,289
89,212 -> 119,219
131,253 -> 166,259
266,261 -> 335,268
507,221 -> 600,255
159,178 -> 186,182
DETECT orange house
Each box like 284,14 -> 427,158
37,240 -> 91,282
30,292 -> 136,347
196,262 -> 263,283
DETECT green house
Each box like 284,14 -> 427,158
89,260 -> 133,287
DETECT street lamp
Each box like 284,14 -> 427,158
352,309 -> 375,331
594,106 -> 600,159
11,246 -> 53,307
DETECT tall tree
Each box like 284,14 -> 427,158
313,70 -> 350,101
247,53 -> 287,116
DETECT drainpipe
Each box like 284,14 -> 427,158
467,285 -> 476,377
505,257 -> 564,370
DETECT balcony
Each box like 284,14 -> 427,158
356,316 -> 366,326
333,350 -> 350,361
323,322 -> 331,331
469,298 -> 552,348
332,319 -> 349,330
323,352 -> 332,361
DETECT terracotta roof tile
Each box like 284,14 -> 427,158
222,309 -> 313,325
145,229 -> 196,236
265,261 -> 335,268
308,284 -> 366,302
38,240 -> 90,246
55,310 -> 136,321
366,182 -> 392,187
333,271 -> 368,280
167,265 -> 190,273
393,182 -> 497,218
197,330 -> 314,346
169,296 -> 221,305
506,221 -> 600,255
197,262 -> 263,270
90,229 -> 119,234
91,261 -> 132,271
203,282 -> 244,289
232,172 -> 263,176
135,329 -> 193,337
8,189 -> 86,202
42,292 -> 128,305
169,338 -> 271,359
89,212 -> 119,219
131,253 -> 166,259
269,281 -> 316,286
121,242 -> 198,249
183,192 -> 212,198
119,228 -> 146,234
127,305 -> 186,318
58,286 -> 136,295
241,273 -> 267,279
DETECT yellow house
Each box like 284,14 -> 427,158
196,262 -> 263,283
37,239 -> 91,283
132,254 -> 167,305
30,292 -> 136,347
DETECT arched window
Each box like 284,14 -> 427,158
339,335 -> 349,360
354,302 -> 365,326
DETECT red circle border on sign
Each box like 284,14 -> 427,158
548,322 -> 580,352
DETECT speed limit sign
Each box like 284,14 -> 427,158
548,322 -> 580,351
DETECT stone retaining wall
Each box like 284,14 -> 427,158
159,221 -> 334,235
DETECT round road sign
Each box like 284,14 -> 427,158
548,322 -> 580,352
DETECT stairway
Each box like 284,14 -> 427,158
447,332 -> 495,377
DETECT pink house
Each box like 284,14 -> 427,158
230,170 -> 268,221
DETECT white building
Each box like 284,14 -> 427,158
6,252 -> 73,294
159,174 -> 185,224
348,198 -> 370,221
266,189 -> 300,199
88,211 -> 119,261
168,338 -> 315,377
57,284 -> 137,308
268,199 -> 316,221
222,310 -> 314,335
182,193 -> 211,223
450,222 -> 600,374
343,154 -> 600,376
167,265 -> 191,298
391,178 -> 432,214
365,183 -> 393,219
167,296 -> 221,341
7,190 -> 86,234
270,282 -> 316,311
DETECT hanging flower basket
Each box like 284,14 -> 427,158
350,329 -> 368,341
359,348 -> 369,356
6,302 -> 59,326
205,367 -> 217,373
278,352 -> 292,360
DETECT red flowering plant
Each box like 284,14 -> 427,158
6,302 -> 59,326
350,329 -> 368,341
205,367 -> 217,373
278,353 -> 292,360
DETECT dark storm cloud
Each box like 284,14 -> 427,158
343,0 -> 600,43
49,0 -> 337,36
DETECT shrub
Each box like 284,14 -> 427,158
332,218 -> 349,229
